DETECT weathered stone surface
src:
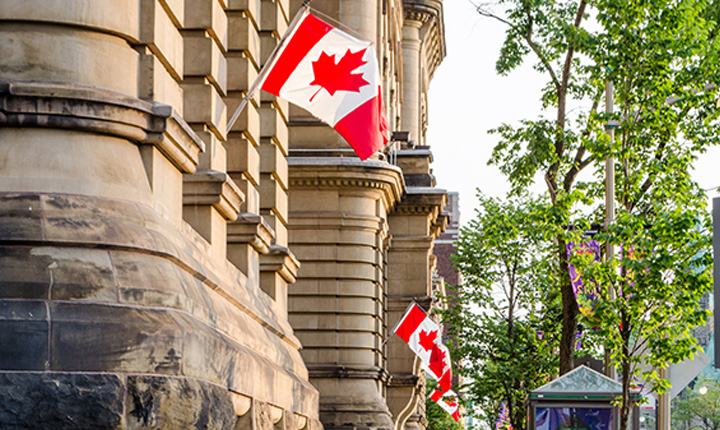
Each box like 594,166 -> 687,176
0,247 -> 51,299
127,374 -> 236,429
41,194 -> 157,250
0,300 -> 47,370
39,247 -> 117,302
50,302 -> 183,374
113,250 -> 215,323
0,372 -> 125,429
0,195 -> 43,241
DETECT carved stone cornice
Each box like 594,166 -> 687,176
260,244 -> 300,284
183,169 -> 244,221
307,364 -> 391,383
227,212 -> 274,253
395,188 -> 448,232
387,295 -> 433,312
288,157 -> 405,211
403,0 -> 446,78
388,373 -> 421,388
0,80 -> 204,173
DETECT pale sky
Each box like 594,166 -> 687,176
427,1 -> 720,226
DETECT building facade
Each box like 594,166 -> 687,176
0,0 -> 446,429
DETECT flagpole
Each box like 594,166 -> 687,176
226,0 -> 313,131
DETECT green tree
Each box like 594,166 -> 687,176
472,1 -> 720,429
672,378 -> 720,430
444,193 -> 560,430
474,0 -> 720,371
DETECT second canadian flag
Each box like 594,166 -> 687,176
394,303 -> 453,392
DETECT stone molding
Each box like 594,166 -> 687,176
183,169 -> 244,221
289,157 -> 405,211
306,364 -> 391,383
387,295 -> 433,313
260,245 -> 300,284
0,80 -> 204,173
227,213 -> 275,254
388,373 -> 421,388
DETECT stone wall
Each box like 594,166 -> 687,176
0,0 -> 447,429
0,0 -> 319,428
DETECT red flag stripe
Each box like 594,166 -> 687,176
451,411 -> 461,422
430,389 -> 444,403
394,304 -> 427,343
437,369 -> 452,392
261,13 -> 333,96
333,90 -> 387,159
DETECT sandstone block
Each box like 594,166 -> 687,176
226,136 -> 260,185
0,373 -> 125,429
227,93 -> 261,144
0,26 -> 139,96
182,81 -> 228,139
259,176 -> 288,224
260,104 -> 289,149
184,0 -> 228,50
232,174 -> 261,214
127,374 -> 236,429
259,142 -> 288,190
138,51 -> 184,115
0,0 -> 141,43
140,0 -> 184,80
50,302 -> 183,374
0,195 -> 43,242
184,33 -> 228,94
0,300 -> 48,370
260,0 -> 288,34
228,12 -> 261,65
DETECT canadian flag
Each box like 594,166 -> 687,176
394,303 -> 453,391
430,389 -> 461,423
259,10 -> 388,160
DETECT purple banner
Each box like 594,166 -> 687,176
567,240 -> 601,317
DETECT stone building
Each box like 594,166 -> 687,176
0,0 -> 446,429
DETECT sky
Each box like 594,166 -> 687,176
426,1 -> 720,227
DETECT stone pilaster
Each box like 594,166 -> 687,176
288,156 -> 405,430
386,146 -> 447,430
400,0 -> 446,146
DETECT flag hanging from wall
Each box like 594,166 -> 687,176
258,9 -> 388,160
430,389 -> 462,423
393,303 -> 453,391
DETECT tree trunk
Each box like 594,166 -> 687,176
558,238 -> 578,374
619,313 -> 631,430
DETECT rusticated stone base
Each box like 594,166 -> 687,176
0,372 -> 237,429
318,398 -> 394,430
0,372 -> 125,429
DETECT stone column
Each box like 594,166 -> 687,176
288,157 -> 404,430
386,147 -> 447,430
401,15 -> 424,145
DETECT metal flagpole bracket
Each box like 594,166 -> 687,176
226,1 -> 313,131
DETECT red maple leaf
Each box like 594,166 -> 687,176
429,345 -> 448,376
309,48 -> 370,101
418,329 -> 438,352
